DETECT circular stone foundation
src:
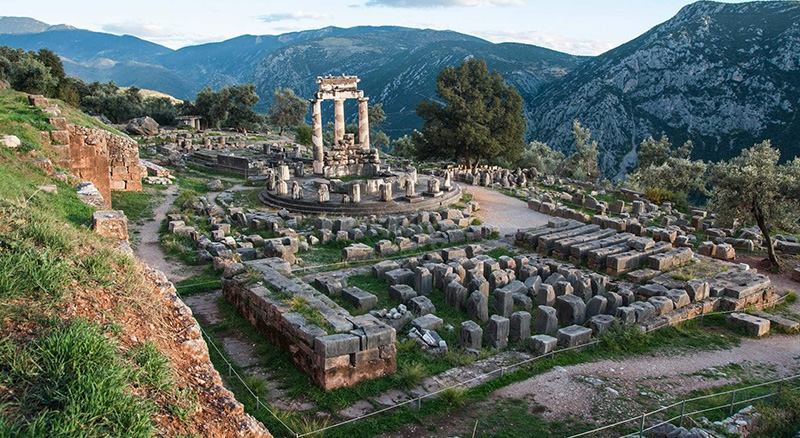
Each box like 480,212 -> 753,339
259,174 -> 462,216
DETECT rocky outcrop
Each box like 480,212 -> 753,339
125,116 -> 159,136
530,1 -> 800,178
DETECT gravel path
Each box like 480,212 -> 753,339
493,334 -> 800,419
132,184 -> 198,282
461,183 -> 550,237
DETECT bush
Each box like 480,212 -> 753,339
394,362 -> 427,388
644,186 -> 674,205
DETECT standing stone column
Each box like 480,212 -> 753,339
334,99 -> 345,144
358,97 -> 370,150
311,99 -> 323,174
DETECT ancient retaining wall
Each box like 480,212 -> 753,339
30,96 -> 142,205
222,262 -> 396,391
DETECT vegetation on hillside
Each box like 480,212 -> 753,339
414,58 -> 525,169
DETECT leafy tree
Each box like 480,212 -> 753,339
225,84 -> 263,133
564,120 -> 600,181
637,135 -> 692,169
36,48 -> 65,82
391,134 -> 416,158
195,87 -> 230,129
415,58 -> 525,168
368,103 -> 386,131
517,140 -> 565,176
267,87 -> 307,136
142,97 -> 179,125
708,141 -> 800,269
372,131 -> 390,152
295,124 -> 312,146
8,56 -> 56,95
630,135 -> 706,207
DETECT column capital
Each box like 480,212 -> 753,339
358,97 -> 370,103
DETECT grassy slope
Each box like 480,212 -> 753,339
0,88 -> 200,437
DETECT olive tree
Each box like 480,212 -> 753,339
709,141 -> 800,269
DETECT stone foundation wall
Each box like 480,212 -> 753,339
222,271 -> 396,391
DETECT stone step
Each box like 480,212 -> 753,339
750,310 -> 800,333
552,228 -> 617,256
570,233 -> 634,262
537,225 -> 600,255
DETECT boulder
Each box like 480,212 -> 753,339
125,116 -> 159,136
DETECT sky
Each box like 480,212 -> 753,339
3,0 -> 757,56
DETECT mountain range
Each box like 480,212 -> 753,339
1,2 -> 798,177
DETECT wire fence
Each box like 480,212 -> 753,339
566,374 -> 800,438
173,272 -> 791,438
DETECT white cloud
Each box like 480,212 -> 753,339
364,0 -> 523,8
259,11 -> 330,23
477,29 -> 615,56
102,21 -> 172,38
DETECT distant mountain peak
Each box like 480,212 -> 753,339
0,16 -> 74,34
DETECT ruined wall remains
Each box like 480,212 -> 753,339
30,96 -> 142,206
222,265 -> 396,391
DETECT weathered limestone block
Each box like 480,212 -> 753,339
629,301 -> 656,323
534,306 -> 558,335
486,315 -> 510,349
315,334 -> 361,358
557,325 -> 593,348
616,306 -> 636,325
389,284 -> 417,304
92,210 -> 128,241
648,296 -> 674,316
715,243 -> 736,261
586,295 -> 608,318
536,284 -> 556,307
414,267 -> 433,296
467,290 -> 489,323
727,313 -> 770,337
408,295 -> 435,316
493,288 -> 514,317
411,314 -> 443,331
685,279 -> 710,302
372,260 -> 400,280
554,280 -> 574,297
604,292 -> 622,316
385,268 -> 414,286
589,314 -> 616,336
342,287 -> 378,311
637,283 -> 669,298
445,281 -> 469,311
648,247 -> 694,271
529,334 -> 557,355
342,243 -> 374,261
556,294 -> 586,326
459,321 -> 483,350
512,293 -> 533,310
510,311 -> 531,342
666,289 -> 691,309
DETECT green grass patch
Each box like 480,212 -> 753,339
0,319 -> 156,437
111,189 -> 160,225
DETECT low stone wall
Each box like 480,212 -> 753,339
222,263 -> 396,391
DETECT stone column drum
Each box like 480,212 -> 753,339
334,99 -> 345,143
311,99 -> 324,174
358,97 -> 370,150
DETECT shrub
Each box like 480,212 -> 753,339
437,387 -> 467,407
394,362 -> 427,388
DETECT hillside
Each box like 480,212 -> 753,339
0,88 -> 269,437
528,0 -> 800,179
252,30 -> 583,135
0,21 -> 584,136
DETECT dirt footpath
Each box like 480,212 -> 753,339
493,334 -> 800,420
461,184 -> 550,237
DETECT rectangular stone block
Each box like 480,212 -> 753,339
314,334 -> 361,358
528,334 -> 557,355
557,325 -> 593,348
342,287 -> 378,311
389,284 -> 417,304
486,315 -> 510,349
726,313 -> 770,337
411,314 -> 443,331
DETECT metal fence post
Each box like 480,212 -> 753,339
639,413 -> 646,437
729,389 -> 736,416
679,400 -> 686,428
228,363 -> 232,377
778,379 -> 784,394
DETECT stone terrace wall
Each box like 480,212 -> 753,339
222,262 -> 396,391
